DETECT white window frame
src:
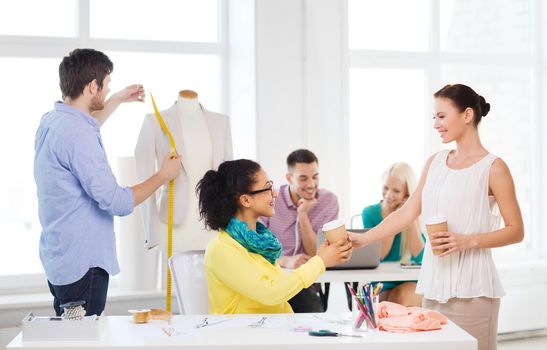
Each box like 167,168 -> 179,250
344,0 -> 544,261
0,0 -> 228,292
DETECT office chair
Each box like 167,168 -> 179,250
168,250 -> 209,314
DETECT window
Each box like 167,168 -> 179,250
348,0 -> 429,52
349,68 -> 425,216
0,0 -> 77,37
0,0 -> 225,288
0,58 -> 61,278
89,0 -> 218,42
439,0 -> 532,54
347,0 -> 539,261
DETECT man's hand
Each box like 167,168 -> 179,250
132,153 -> 181,207
113,84 -> 145,103
295,197 -> 318,255
278,254 -> 311,269
93,84 -> 145,126
158,153 -> 182,183
297,197 -> 318,214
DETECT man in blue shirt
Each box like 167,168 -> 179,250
34,48 -> 182,316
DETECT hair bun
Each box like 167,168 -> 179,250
478,95 -> 490,117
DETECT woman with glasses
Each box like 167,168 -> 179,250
197,159 -> 352,314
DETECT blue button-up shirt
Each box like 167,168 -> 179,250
34,102 -> 134,285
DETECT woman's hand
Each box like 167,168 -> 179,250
348,231 -> 367,249
317,237 -> 353,267
432,231 -> 476,256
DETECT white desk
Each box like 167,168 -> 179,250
8,313 -> 476,350
315,262 -> 420,283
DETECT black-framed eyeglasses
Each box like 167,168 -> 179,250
247,180 -> 274,196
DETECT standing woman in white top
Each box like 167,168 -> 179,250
350,84 -> 524,350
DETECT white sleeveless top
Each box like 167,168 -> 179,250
416,150 -> 505,303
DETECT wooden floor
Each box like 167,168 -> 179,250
498,336 -> 547,349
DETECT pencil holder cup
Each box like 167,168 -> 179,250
351,295 -> 378,331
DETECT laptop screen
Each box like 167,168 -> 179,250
316,228 -> 381,270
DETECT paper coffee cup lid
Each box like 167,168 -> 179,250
424,215 -> 447,225
322,219 -> 344,231
128,309 -> 151,313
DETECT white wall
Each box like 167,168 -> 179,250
540,0 -> 547,259
255,0 -> 306,183
255,0 -> 348,220
227,0 -> 257,160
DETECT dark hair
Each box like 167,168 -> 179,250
286,149 -> 318,170
196,159 -> 261,230
59,48 -> 113,100
434,84 -> 490,127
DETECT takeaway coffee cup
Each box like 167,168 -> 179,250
425,216 -> 448,255
322,219 -> 347,244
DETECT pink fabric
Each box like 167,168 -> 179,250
377,301 -> 448,333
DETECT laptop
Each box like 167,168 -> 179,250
316,228 -> 381,270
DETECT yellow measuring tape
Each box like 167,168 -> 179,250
150,93 -> 176,313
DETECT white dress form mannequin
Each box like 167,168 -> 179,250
135,89 -> 233,251
158,90 -> 215,251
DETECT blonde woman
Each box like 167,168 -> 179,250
361,162 -> 425,306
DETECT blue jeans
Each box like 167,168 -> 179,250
47,267 -> 109,316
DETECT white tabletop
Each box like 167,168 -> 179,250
8,313 -> 476,350
315,262 -> 420,283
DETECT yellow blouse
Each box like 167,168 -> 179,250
205,230 -> 326,314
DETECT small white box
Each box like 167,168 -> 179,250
22,313 -> 105,341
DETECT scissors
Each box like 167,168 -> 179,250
308,329 -> 362,338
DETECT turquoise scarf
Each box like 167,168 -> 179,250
225,217 -> 282,265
